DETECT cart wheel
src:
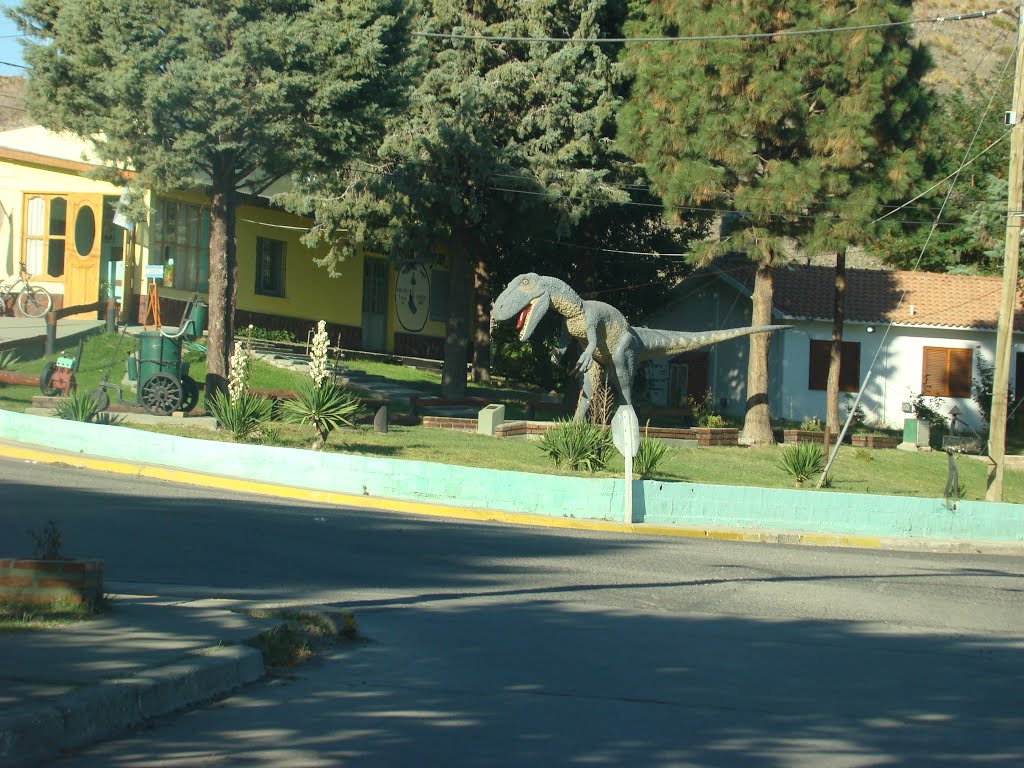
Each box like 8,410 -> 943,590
39,361 -> 57,395
139,372 -> 182,416
90,387 -> 110,412
180,377 -> 199,414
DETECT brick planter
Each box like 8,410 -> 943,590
0,558 -> 104,607
692,427 -> 739,447
850,434 -> 899,450
783,429 -> 825,445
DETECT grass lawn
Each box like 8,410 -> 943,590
0,598 -> 107,635
128,416 -> 1024,503
3,331 -> 1024,503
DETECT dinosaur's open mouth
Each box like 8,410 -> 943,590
516,300 -> 535,340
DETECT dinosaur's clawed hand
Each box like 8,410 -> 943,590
576,349 -> 594,373
550,346 -> 567,365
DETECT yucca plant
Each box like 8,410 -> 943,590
207,390 -> 273,442
53,391 -> 101,423
282,381 -> 363,450
634,435 -> 669,479
0,350 -> 19,370
538,419 -> 614,473
280,320 -> 362,450
779,442 -> 825,487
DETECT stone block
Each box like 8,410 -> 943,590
477,404 -> 505,436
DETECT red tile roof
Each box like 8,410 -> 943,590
715,262 -> 1024,331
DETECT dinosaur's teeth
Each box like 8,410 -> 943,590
516,303 -> 532,331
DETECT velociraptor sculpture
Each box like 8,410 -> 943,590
492,273 -> 788,454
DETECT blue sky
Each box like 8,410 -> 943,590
0,2 -> 25,75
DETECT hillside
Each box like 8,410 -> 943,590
915,2 -> 1016,91
0,76 -> 29,130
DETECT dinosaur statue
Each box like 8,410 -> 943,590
491,272 -> 788,454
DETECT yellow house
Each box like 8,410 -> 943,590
0,125 -> 450,358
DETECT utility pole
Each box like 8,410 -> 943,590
986,9 -> 1024,502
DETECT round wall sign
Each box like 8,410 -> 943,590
395,263 -> 430,332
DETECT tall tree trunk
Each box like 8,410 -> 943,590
442,227 -> 472,399
740,259 -> 776,445
826,247 -> 847,436
472,257 -> 491,383
205,175 -> 238,402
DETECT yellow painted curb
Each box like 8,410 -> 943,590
0,441 -> 882,550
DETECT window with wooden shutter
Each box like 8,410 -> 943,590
808,339 -> 860,392
921,346 -> 972,397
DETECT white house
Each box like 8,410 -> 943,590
642,259 -> 1024,433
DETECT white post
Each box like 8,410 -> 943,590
624,426 -> 634,524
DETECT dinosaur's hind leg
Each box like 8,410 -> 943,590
573,364 -> 604,422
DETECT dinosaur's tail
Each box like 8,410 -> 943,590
635,325 -> 789,360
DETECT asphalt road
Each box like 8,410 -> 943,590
2,457 -> 1023,767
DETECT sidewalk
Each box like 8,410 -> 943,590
0,594 -> 277,767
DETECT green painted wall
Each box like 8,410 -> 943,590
2,409 -> 1021,543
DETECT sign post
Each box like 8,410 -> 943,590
142,264 -> 165,330
612,405 -> 640,524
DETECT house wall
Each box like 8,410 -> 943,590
152,194 -> 452,357
646,271 -> 1024,432
0,159 -> 121,286
0,127 -> 456,359
642,273 -> 785,419
779,321 -> 995,430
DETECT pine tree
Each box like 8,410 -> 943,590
10,0 -> 413,397
620,0 -> 931,443
288,0 -> 632,399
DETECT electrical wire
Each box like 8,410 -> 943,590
414,8 -> 1008,45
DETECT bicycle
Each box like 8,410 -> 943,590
0,262 -> 52,318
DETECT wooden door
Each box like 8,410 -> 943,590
361,258 -> 389,351
63,194 -> 104,318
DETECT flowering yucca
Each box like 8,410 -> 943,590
282,319 -> 361,449
227,340 -> 252,401
309,320 -> 330,388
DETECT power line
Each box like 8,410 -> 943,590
415,7 -> 1009,45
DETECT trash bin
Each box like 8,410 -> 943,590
137,331 -> 182,384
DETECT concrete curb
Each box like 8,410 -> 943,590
2,439 -> 1021,555
0,644 -> 265,768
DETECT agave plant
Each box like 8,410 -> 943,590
538,419 -> 614,473
207,389 -> 273,443
282,381 -> 363,450
779,442 -> 825,487
0,349 -> 19,371
634,435 -> 669,479
53,391 -> 101,423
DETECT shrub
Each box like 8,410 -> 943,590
687,389 -> 729,428
0,350 -> 19,370
207,390 -> 273,442
27,520 -> 63,560
779,442 -> 825,487
538,419 -> 614,473
799,415 -> 824,432
247,326 -> 297,343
